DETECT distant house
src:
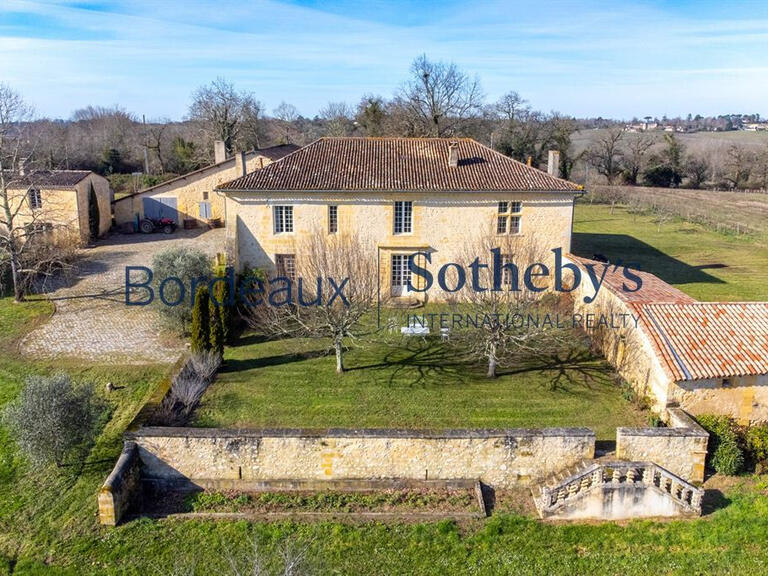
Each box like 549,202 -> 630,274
3,169 -> 111,244
112,142 -> 298,229
218,137 -> 583,299
570,255 -> 768,424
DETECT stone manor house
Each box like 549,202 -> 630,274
218,137 -> 582,299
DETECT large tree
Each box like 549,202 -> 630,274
189,78 -> 263,156
395,54 -> 484,137
245,231 -> 380,373
587,128 -> 625,185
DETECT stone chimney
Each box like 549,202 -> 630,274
214,140 -> 227,164
448,141 -> 459,168
547,150 -> 561,178
235,151 -> 246,178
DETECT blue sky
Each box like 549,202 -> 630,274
1,0 -> 767,120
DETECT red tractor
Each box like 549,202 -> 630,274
139,217 -> 177,235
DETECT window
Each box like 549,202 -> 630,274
275,254 -> 296,281
394,201 -> 412,234
199,202 -> 212,219
273,205 -> 294,233
391,254 -> 412,295
28,188 -> 42,210
497,201 -> 522,235
328,205 -> 338,233
501,253 -> 514,286
202,191 -> 209,201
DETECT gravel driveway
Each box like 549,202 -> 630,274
20,228 -> 225,364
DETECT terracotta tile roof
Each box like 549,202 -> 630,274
255,144 -> 300,160
219,137 -> 583,192
567,255 -> 695,304
5,170 -> 91,188
636,302 -> 768,381
112,146 -> 297,204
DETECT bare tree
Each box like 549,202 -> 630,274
396,54 -> 484,137
588,128 -> 625,185
451,229 -> 575,378
0,85 -> 78,300
189,77 -> 263,155
245,231 -> 381,373
272,102 -> 300,144
318,102 -> 355,137
685,154 -> 710,189
723,144 -> 753,189
621,133 -> 655,185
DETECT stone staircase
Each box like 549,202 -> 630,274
533,460 -> 703,520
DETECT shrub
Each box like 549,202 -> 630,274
190,285 -> 211,353
209,288 -> 225,356
1,374 -> 105,466
696,414 -> 745,476
745,425 -> 768,470
213,277 -> 233,343
151,246 -> 212,332
158,352 -> 221,425
87,182 -> 100,241
189,350 -> 222,382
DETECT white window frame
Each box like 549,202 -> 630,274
497,201 -> 522,235
273,205 -> 294,234
328,205 -> 338,234
390,254 -> 413,296
393,201 -> 412,235
28,188 -> 42,211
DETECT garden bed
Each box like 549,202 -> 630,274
140,479 -> 487,521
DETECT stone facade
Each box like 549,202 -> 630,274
113,153 -> 274,228
6,173 -> 111,244
671,374 -> 768,425
98,442 -> 141,526
616,409 -> 708,483
128,427 -> 595,490
225,191 -> 576,299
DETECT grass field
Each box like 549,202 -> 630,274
573,202 -> 768,301
191,335 -> 646,439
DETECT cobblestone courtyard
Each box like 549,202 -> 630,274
20,228 -> 225,364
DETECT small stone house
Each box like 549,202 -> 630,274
218,137 -> 583,299
3,170 -> 112,244
570,255 -> 768,424
112,143 -> 298,229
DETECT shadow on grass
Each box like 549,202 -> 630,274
701,489 -> 731,516
498,350 -> 612,391
572,232 -> 725,286
221,349 -> 329,374
348,339 -> 472,387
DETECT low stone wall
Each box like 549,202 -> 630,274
127,427 -> 596,490
98,442 -> 141,526
616,408 -> 708,483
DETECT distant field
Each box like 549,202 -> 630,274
573,203 -> 768,301
572,128 -> 768,155
587,185 -> 768,237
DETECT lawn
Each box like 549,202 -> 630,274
573,202 -> 768,301
191,335 -> 646,439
